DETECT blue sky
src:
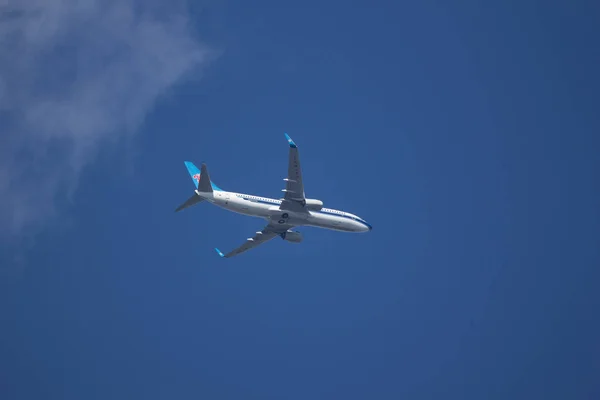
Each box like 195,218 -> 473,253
1,1 -> 599,399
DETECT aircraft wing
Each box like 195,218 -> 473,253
280,133 -> 307,212
215,221 -> 293,258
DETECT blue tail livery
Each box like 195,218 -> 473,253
184,161 -> 222,191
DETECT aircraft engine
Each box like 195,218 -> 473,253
281,230 -> 303,243
304,199 -> 324,211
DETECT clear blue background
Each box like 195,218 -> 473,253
2,1 -> 599,399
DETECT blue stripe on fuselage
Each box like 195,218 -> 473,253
235,194 -> 371,229
236,195 -> 280,205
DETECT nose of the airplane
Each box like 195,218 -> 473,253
359,220 -> 372,232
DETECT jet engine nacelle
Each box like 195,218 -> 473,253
281,230 -> 303,243
304,199 -> 324,211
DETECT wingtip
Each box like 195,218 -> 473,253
215,248 -> 225,258
284,133 -> 297,148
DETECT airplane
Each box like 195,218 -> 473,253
175,133 -> 372,258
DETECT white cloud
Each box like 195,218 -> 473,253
0,0 -> 211,239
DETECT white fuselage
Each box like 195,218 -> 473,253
200,190 -> 372,233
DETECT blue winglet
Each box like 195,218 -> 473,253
284,133 -> 297,148
215,248 -> 225,258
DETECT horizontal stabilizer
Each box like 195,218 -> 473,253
198,163 -> 213,193
175,193 -> 205,212
184,161 -> 223,191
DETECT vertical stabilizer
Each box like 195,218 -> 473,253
183,161 -> 222,192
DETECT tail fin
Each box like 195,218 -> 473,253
175,162 -> 222,213
184,161 -> 223,192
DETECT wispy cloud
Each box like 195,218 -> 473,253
0,0 -> 211,239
